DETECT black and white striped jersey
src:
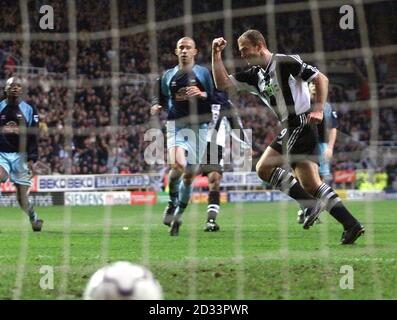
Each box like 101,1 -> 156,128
207,102 -> 251,149
229,54 -> 319,123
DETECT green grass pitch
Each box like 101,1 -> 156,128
0,201 -> 396,300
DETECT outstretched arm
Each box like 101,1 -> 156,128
211,37 -> 234,91
27,106 -> 39,164
150,77 -> 165,116
27,106 -> 50,175
325,127 -> 337,159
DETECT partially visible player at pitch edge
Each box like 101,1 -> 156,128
212,30 -> 364,244
297,82 -> 339,224
0,77 -> 44,231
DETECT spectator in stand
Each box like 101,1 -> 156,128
0,0 -> 396,176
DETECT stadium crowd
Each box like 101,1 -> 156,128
1,0 -> 396,189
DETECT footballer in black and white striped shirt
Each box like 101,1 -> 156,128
212,29 -> 364,244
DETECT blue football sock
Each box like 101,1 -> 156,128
26,205 -> 38,222
168,170 -> 182,206
175,180 -> 192,216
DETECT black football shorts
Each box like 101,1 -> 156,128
269,114 -> 319,168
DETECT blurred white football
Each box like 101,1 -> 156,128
83,261 -> 163,300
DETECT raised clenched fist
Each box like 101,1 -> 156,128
212,37 -> 227,53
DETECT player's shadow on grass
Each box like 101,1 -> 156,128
41,230 -> 144,237
40,230 -> 105,236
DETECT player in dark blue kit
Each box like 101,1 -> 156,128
297,82 -> 339,224
315,105 -> 338,184
0,77 -> 43,231
151,37 -> 214,236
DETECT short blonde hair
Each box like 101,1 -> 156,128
238,30 -> 267,48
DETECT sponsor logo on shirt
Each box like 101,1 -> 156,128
2,121 -> 20,134
175,87 -> 188,101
